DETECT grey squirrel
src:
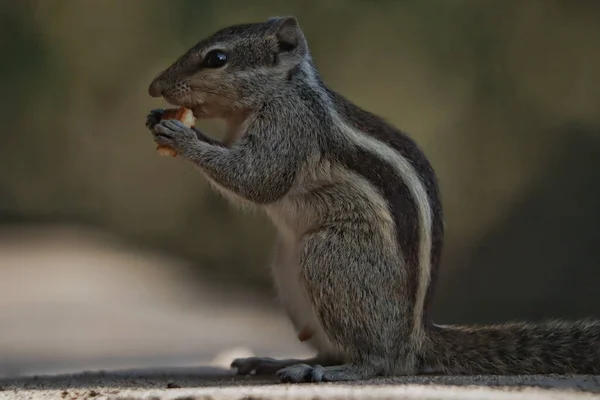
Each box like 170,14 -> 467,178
145,16 -> 600,383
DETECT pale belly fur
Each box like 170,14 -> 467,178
269,226 -> 342,360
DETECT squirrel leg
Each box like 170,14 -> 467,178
293,228 -> 418,381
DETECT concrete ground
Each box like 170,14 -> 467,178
1,226 -> 599,399
1,368 -> 600,400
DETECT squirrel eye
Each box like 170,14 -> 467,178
202,50 -> 228,68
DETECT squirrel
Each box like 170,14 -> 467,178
145,16 -> 600,383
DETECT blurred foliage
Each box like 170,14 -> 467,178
1,0 -> 599,321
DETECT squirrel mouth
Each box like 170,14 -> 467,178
161,93 -> 200,113
163,98 -> 205,119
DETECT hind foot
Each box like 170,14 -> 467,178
276,363 -> 376,383
233,355 -> 335,376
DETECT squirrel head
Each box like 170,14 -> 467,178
148,16 -> 310,120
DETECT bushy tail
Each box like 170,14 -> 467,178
425,319 -> 600,375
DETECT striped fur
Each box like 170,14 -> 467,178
322,93 -> 435,344
147,16 -> 600,382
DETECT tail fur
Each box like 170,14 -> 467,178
425,319 -> 600,374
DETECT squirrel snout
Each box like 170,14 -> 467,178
148,78 -> 166,98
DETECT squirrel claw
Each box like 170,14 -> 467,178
231,356 -> 283,376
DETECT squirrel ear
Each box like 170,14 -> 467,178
268,16 -> 304,53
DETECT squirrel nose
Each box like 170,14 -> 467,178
148,78 -> 165,98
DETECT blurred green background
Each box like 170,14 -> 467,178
1,0 -> 600,374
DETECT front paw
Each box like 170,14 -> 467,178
145,108 -> 165,131
153,119 -> 199,154
231,357 -> 282,376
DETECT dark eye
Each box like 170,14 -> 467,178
202,50 -> 228,68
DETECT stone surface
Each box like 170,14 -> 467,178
1,367 -> 600,400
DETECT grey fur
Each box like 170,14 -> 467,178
146,16 -> 600,382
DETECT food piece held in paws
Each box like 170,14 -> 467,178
156,145 -> 178,157
161,107 -> 196,128
156,107 -> 196,157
